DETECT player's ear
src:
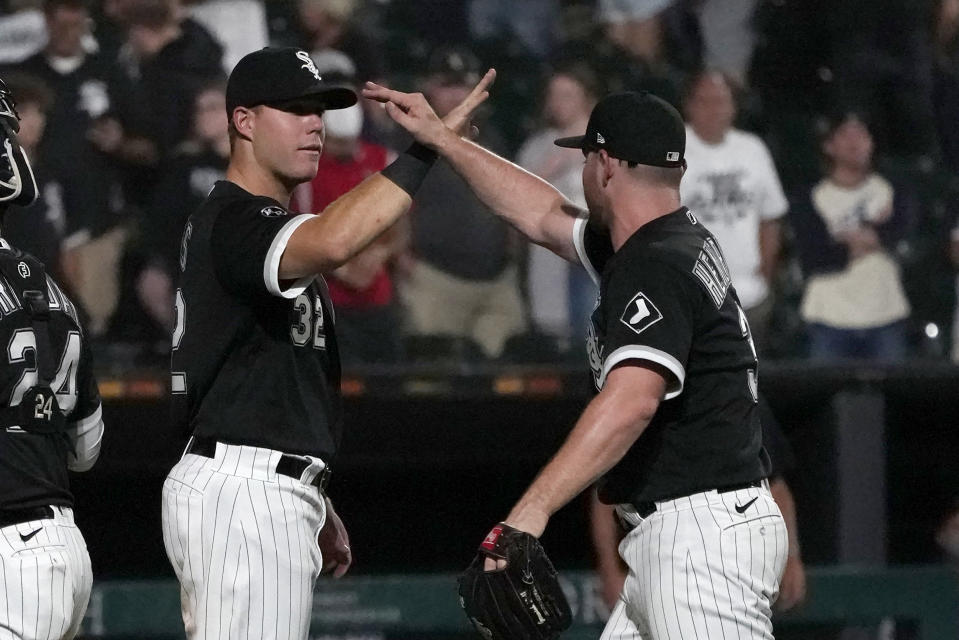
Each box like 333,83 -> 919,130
598,149 -> 615,186
232,106 -> 254,140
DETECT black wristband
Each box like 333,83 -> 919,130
381,142 -> 438,196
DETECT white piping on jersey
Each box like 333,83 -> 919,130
67,403 -> 103,472
264,213 -> 315,299
598,344 -> 685,400
572,211 -> 600,286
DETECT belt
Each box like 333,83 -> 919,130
187,437 -> 332,491
631,479 -> 764,520
0,505 -> 54,528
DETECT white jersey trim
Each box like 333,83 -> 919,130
572,211 -> 600,286
67,403 -> 103,472
264,214 -> 314,299
599,345 -> 685,400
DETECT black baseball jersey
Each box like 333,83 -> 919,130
575,207 -> 770,505
0,242 -> 103,510
171,181 -> 342,459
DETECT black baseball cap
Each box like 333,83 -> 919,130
554,91 -> 685,168
226,47 -> 357,118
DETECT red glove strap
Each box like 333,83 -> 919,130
479,522 -> 517,560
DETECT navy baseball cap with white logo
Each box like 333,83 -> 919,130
226,47 -> 357,118
554,91 -> 685,168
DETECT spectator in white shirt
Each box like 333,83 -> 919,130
681,70 -> 788,352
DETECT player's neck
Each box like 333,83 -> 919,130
226,162 -> 293,206
609,188 -> 681,251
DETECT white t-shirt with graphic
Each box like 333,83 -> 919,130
680,127 -> 788,309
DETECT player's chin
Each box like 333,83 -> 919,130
290,156 -> 321,182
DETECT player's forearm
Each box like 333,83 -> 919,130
279,174 -> 412,278
506,373 -> 661,535
433,129 -> 582,262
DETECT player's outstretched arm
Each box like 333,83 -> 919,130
278,71 -> 495,280
480,362 -> 666,572
362,75 -> 585,264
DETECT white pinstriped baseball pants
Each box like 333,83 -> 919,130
161,442 -> 328,640
0,507 -> 92,640
601,481 -> 787,640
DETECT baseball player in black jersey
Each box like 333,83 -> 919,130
161,48 -> 492,640
0,77 -> 104,640
365,81 -> 787,637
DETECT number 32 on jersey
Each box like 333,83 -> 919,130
290,292 -> 326,349
171,289 -> 327,394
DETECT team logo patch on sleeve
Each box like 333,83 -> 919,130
260,205 -> 287,218
620,292 -> 663,335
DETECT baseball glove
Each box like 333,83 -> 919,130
457,523 -> 573,640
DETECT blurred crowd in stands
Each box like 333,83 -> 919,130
0,0 -> 958,368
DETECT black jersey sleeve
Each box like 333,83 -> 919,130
210,200 -> 316,299
573,212 -> 614,284
598,255 -> 698,400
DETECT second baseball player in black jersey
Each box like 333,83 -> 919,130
364,81 -> 788,639
577,207 -> 770,507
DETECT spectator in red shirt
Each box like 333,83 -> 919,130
293,91 -> 405,364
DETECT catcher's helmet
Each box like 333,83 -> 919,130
0,77 -> 38,207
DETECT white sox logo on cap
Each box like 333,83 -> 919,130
295,50 -> 322,82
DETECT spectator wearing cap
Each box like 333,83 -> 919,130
790,112 -> 913,361
398,47 -> 525,358
680,70 -> 788,353
516,62 -> 599,342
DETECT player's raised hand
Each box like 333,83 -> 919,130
362,69 -> 496,146
440,68 -> 496,137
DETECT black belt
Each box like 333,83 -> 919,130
187,437 -> 332,491
631,479 -> 764,519
0,505 -> 54,528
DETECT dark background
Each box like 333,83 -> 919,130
71,363 -> 959,580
